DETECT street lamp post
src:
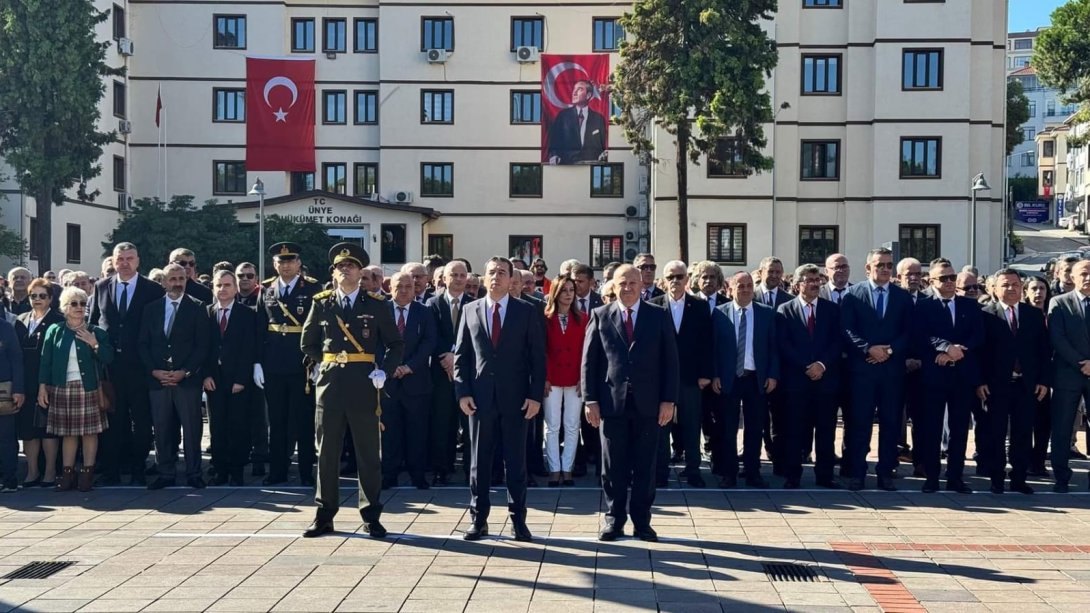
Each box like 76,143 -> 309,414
769,101 -> 791,254
969,172 -> 991,269
248,178 -> 267,281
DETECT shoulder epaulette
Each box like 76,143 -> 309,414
313,289 -> 333,301
304,276 -> 319,284
368,291 -> 386,301
262,277 -> 277,286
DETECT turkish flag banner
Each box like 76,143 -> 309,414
246,57 -> 316,171
541,54 -> 611,165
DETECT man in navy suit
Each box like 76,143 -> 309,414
776,265 -> 842,488
427,260 -> 474,486
546,80 -> 607,165
634,254 -> 665,302
711,271 -> 779,489
454,257 -> 546,542
88,241 -> 165,486
840,247 -> 913,491
914,262 -> 984,494
381,272 -> 438,490
571,263 -> 604,477
1047,260 -> 1090,492
583,265 -> 679,542
754,256 -> 792,474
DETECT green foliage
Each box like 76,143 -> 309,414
259,215 -> 339,281
1007,79 -> 1031,155
0,0 -> 120,271
1008,176 -> 1039,203
1034,0 -> 1090,146
0,208 -> 27,260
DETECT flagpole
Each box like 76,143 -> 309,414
163,99 -> 168,202
157,83 -> 162,201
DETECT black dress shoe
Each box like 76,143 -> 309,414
21,477 -> 41,488
527,477 -> 538,488
876,478 -> 897,492
922,480 -> 939,493
1054,482 -> 1070,493
129,472 -> 147,487
989,484 -> 1005,494
562,478 -> 575,487
847,478 -> 865,491
598,526 -> 624,541
745,476 -> 770,489
251,463 -> 266,477
432,473 -> 449,487
686,474 -> 706,488
718,475 -> 737,488
147,477 -> 175,490
815,479 -> 842,489
302,520 -> 334,538
464,523 -> 488,541
1010,482 -> 1034,495
412,479 -> 430,490
783,479 -> 800,489
912,466 -> 927,478
187,477 -> 206,489
211,472 -> 229,486
511,520 -> 533,542
945,480 -> 972,494
633,526 -> 658,542
263,474 -> 287,486
364,521 -> 387,538
229,472 -> 244,487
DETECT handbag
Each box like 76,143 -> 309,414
96,363 -> 115,414
0,381 -> 14,415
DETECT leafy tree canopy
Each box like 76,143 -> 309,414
1007,79 -> 1031,155
1034,0 -> 1090,145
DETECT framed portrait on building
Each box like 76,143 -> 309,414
509,235 -> 542,267
541,54 -> 611,165
381,224 -> 406,264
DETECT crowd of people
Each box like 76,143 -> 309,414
0,241 -> 1089,540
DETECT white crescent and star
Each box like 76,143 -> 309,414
262,76 -> 299,122
543,61 -> 601,110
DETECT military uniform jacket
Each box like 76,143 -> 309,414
258,276 -> 320,376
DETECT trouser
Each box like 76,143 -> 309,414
918,380 -> 973,484
0,414 -> 16,480
904,371 -> 923,465
847,366 -> 904,480
248,388 -> 269,464
544,385 -> 581,473
1031,393 -> 1052,469
207,383 -> 251,475
99,367 -> 153,477
468,409 -> 528,523
784,385 -> 838,483
657,383 -> 702,480
971,397 -> 988,471
1050,383 -> 1090,485
381,392 -> 430,482
149,386 -> 204,480
720,373 -> 766,478
264,372 -> 315,479
314,382 -> 382,523
575,395 -> 602,471
601,406 -> 659,530
428,367 -> 459,476
765,388 -> 785,470
986,377 -> 1035,486
526,410 -> 546,476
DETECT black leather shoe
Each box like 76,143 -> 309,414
251,463 -> 266,477
876,477 -> 897,492
745,476 -> 769,489
147,477 -> 175,490
432,473 -> 448,487
990,484 -> 1005,495
412,478 -> 430,490
364,521 -> 387,538
945,480 -> 972,494
263,474 -> 287,486
511,520 -> 533,542
464,523 -> 488,541
847,478 -> 865,491
187,477 -> 206,489
783,479 -> 800,489
815,479 -> 842,489
633,526 -> 658,542
129,472 -> 147,487
211,473 -> 229,486
1054,482 -> 1070,493
598,525 -> 624,541
686,474 -> 706,488
302,520 -> 334,538
912,466 -> 927,478
527,477 -> 538,488
1010,482 -> 1034,495
922,480 -> 939,493
229,472 -> 244,487
718,475 -> 737,488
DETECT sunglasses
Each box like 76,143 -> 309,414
936,274 -> 957,283
637,264 -> 657,271
67,301 -> 88,308
237,273 -> 255,279
174,260 -> 196,268
959,285 -> 985,292
872,262 -> 894,270
29,293 -> 49,300
665,274 -> 686,282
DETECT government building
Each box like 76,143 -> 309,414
0,0 -> 1009,276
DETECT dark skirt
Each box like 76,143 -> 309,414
46,381 -> 107,436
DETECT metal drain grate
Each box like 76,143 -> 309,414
2,561 -> 76,580
762,562 -> 819,582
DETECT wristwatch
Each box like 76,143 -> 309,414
184,371 -> 192,379
886,347 -> 893,356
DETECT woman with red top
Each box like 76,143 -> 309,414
543,275 -> 586,486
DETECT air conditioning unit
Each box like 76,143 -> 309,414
426,49 -> 448,63
118,192 -> 132,211
393,190 -> 414,204
624,205 -> 639,219
325,52 -> 338,60
638,219 -> 649,237
624,247 -> 639,261
624,230 -> 637,241
118,119 -> 132,134
515,46 -> 540,63
637,195 -> 649,217
118,38 -> 134,56
638,175 -> 650,195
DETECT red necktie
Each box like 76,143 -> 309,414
806,304 -> 816,337
624,308 -> 635,343
219,309 -> 228,335
397,306 -> 406,335
491,303 -> 502,348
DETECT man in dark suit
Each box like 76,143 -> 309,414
89,241 -> 165,486
776,264 -> 842,488
840,247 -> 913,491
202,270 -> 257,486
571,263 -> 603,477
402,262 -> 434,305
139,263 -> 210,489
583,264 -> 679,542
978,269 -> 1050,495
233,261 -> 268,475
427,260 -> 474,486
914,262 -> 984,494
546,79 -> 607,165
754,257 -> 792,309
711,271 -> 779,488
169,248 -> 214,305
691,261 -> 729,475
650,261 -> 713,488
381,271 -> 437,490
895,257 -> 925,475
754,257 -> 792,473
454,256 -> 546,542
1047,259 -> 1090,492
819,253 -> 852,306
633,254 -> 664,302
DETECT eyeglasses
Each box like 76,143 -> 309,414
872,262 -> 894,270
830,264 -> 850,271
174,260 -> 196,268
936,274 -> 957,283
29,293 -> 49,300
665,274 -> 686,282
637,264 -> 657,271
237,273 -> 255,279
66,301 -> 88,308
959,285 -> 985,292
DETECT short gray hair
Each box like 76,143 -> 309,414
112,242 -> 138,257
163,262 -> 186,277
59,286 -> 88,309
793,263 -> 821,281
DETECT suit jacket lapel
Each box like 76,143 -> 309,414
609,302 -> 627,345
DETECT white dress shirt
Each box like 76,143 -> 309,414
668,294 -> 686,333
729,301 -> 756,371
701,291 -> 722,313
826,282 -> 848,305
277,275 -> 300,298
484,294 -> 510,337
336,287 -> 360,310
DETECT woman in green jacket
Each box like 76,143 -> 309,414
37,287 -> 113,492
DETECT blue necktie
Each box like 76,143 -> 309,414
875,287 -> 885,319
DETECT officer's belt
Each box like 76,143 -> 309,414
322,352 -> 376,365
268,324 -> 303,334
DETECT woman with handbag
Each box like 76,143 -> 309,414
37,287 -> 113,492
15,279 -> 63,487
542,274 -> 587,487
0,315 -> 26,492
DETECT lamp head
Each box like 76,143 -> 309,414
248,178 -> 265,196
971,173 -> 991,192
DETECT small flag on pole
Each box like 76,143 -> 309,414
155,84 -> 163,128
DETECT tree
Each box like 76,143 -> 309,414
1006,79 -> 1031,155
1034,0 -> 1090,146
0,209 -> 26,260
614,0 -> 778,261
0,0 -> 119,272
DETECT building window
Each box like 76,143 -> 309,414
708,138 -> 746,178
213,161 -> 246,195
355,163 -> 379,196
66,224 -> 81,264
900,137 -> 942,178
798,226 -> 838,265
1021,151 -> 1036,166
323,18 -> 346,53
1024,127 -> 1035,141
428,234 -> 454,261
899,224 -> 940,263
112,81 -> 126,118
113,156 -> 125,191
112,4 -> 125,40
804,0 -> 841,7
902,49 -> 943,90
511,91 -> 541,124
707,224 -> 746,265
322,163 -> 347,194
1046,99 -> 1056,116
1043,140 -> 1056,158
802,55 -> 841,95
323,90 -> 347,124
590,164 -> 624,197
421,90 -> 454,124
421,163 -> 454,197
354,90 -> 378,124
421,17 -> 454,51
589,236 -> 623,269
291,171 -> 315,194
1028,100 -> 1036,117
28,218 -> 38,260
354,18 -> 378,53
213,15 -> 246,49
380,224 -> 406,264
292,18 -> 315,52
511,17 -> 544,50
213,88 -> 245,122
801,140 -> 840,180
1013,38 -> 1033,50
509,235 -> 542,267
509,163 -> 543,197
593,18 -> 624,52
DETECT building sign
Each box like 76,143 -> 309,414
1014,200 -> 1049,224
280,197 -> 365,225
541,54 -> 611,165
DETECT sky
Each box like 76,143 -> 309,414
1008,0 -> 1067,32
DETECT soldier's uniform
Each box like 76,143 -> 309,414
301,243 -> 403,537
257,242 -> 321,485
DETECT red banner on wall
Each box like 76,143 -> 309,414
541,54 -> 611,165
246,57 -> 316,172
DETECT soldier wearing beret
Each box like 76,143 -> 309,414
300,242 -> 403,538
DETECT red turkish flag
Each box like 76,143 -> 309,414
246,57 -> 315,171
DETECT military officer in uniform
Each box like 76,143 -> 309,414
300,243 -> 403,538
254,242 -> 320,486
